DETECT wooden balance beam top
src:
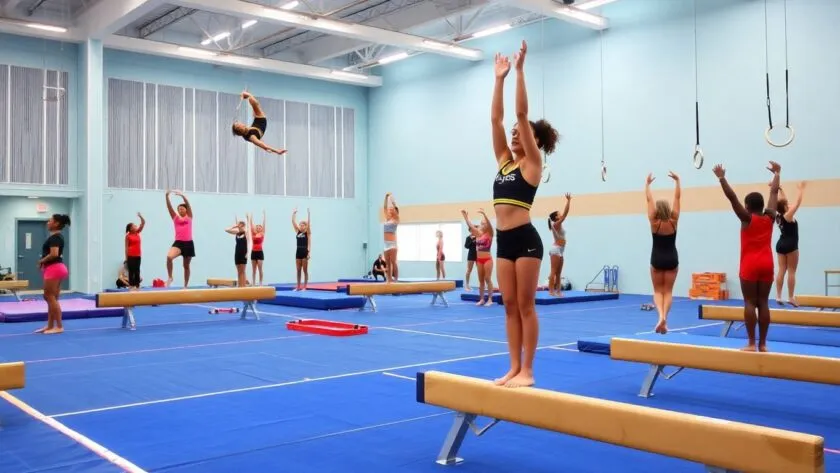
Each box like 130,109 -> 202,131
700,304 -> 840,327
795,295 -> 840,310
96,286 -> 276,308
0,362 -> 25,391
611,337 -> 840,386
0,280 -> 28,290
206,278 -> 238,287
347,281 -> 456,296
417,371 -> 823,473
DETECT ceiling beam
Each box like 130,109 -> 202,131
296,0 -> 489,65
170,0 -> 483,62
2,0 -> 26,15
0,18 -> 84,41
139,7 -> 197,38
103,35 -> 382,87
508,0 -> 609,30
77,0 -> 166,39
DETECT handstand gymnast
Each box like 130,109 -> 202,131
232,91 -> 287,155
714,160 -> 781,352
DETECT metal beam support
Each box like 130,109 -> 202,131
139,7 -> 197,38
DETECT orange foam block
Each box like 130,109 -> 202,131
286,319 -> 368,337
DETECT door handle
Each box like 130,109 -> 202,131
17,255 -> 23,259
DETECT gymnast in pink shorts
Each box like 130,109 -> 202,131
36,214 -> 71,334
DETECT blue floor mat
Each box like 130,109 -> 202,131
462,290 -> 619,305
260,291 -> 366,310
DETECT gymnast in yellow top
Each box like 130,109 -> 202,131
232,91 -> 287,155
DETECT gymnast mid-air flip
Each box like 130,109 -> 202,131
232,91 -> 287,156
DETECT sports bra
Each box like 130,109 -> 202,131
551,225 -> 566,243
244,117 -> 267,142
296,231 -> 308,248
493,159 -> 538,210
383,220 -> 398,234
476,234 -> 492,252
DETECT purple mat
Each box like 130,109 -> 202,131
0,298 -> 124,323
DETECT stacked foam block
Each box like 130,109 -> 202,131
689,273 -> 729,300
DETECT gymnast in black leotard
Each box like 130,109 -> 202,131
232,91 -> 287,155
774,181 -> 806,306
645,172 -> 681,335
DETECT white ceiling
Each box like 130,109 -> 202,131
0,0 -> 618,86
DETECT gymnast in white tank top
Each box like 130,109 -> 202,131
547,193 -> 571,296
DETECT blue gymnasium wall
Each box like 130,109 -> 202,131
101,51 -> 370,287
367,0 -> 840,298
0,33 -> 370,290
0,33 -> 82,286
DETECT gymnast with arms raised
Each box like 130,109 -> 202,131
547,193 -> 571,297
774,181 -> 806,306
461,209 -> 495,307
165,190 -> 195,287
232,91 -> 287,155
645,171 -> 681,334
249,211 -> 266,286
714,160 -> 781,352
490,41 -> 560,387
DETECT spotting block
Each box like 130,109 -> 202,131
611,335 -> 840,398
699,304 -> 840,336
417,371 -> 823,473
96,286 -> 276,330
795,295 -> 840,311
0,362 -> 25,391
0,280 -> 29,302
345,281 -> 455,312
207,278 -> 238,288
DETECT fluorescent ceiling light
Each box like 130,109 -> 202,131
420,39 -> 480,58
331,70 -> 367,80
555,6 -> 607,28
280,0 -> 299,9
261,7 -> 311,23
241,20 -> 258,29
576,0 -> 620,10
178,46 -> 217,57
25,23 -> 67,33
471,24 -> 511,39
201,31 -> 231,45
378,52 -> 409,65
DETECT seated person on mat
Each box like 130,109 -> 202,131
714,160 -> 781,353
371,254 -> 387,281
232,91 -> 287,155
116,261 -> 142,289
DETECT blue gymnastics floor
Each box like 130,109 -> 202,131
1,289 -> 838,472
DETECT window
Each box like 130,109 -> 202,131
396,223 -> 463,262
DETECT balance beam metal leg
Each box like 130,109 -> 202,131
121,307 -> 137,330
430,292 -> 448,308
12,290 -> 22,302
240,301 -> 259,321
639,364 -> 685,398
436,412 -> 476,466
720,321 -> 733,337
360,295 -> 377,312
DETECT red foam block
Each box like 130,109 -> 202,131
286,319 -> 368,337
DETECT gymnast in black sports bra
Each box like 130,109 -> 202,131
645,172 -> 681,335
231,91 -> 287,155
490,41 -> 560,389
773,182 -> 806,306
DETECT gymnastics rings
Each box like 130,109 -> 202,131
542,163 -> 551,184
765,125 -> 795,148
600,162 -> 607,182
692,145 -> 704,169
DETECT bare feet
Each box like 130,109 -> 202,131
787,299 -> 799,308
505,372 -> 535,388
494,368 -> 519,386
166,278 -> 173,287
741,344 -> 757,352
475,299 -> 485,306
654,318 -> 668,334
485,301 -> 494,307
44,328 -> 64,334
758,344 -> 768,352
465,285 -> 472,291
34,326 -> 48,334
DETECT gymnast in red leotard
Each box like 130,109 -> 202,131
713,160 -> 781,352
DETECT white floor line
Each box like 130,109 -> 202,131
25,334 -> 313,364
634,321 -> 723,335
276,413 -> 448,445
382,372 -> 415,381
546,346 -> 578,352
376,326 -> 507,344
0,391 -> 146,473
50,343 -> 579,419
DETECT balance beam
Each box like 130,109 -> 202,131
207,278 -> 238,288
417,371 -> 823,473
96,286 -> 276,330
346,281 -> 456,312
0,362 -> 25,391
611,337 -> 840,398
699,304 -> 840,336
0,280 -> 29,302
795,295 -> 840,311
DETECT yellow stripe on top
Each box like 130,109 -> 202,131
493,198 -> 532,210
